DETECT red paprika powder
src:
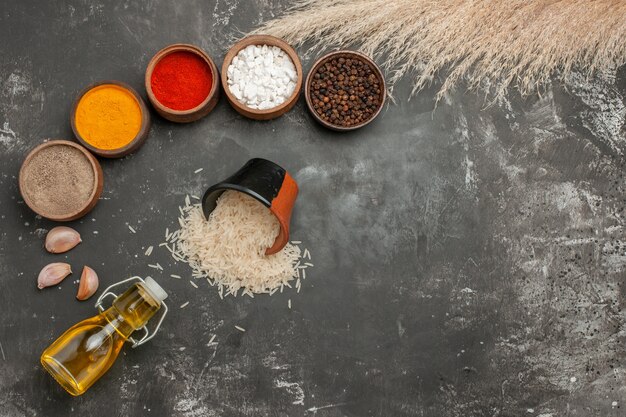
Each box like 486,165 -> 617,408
150,51 -> 213,111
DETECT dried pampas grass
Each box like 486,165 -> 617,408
254,0 -> 626,100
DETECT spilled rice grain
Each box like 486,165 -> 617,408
165,191 -> 313,297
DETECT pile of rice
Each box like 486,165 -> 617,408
164,190 -> 311,297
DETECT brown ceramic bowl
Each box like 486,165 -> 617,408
145,44 -> 220,123
305,50 -> 386,131
19,140 -> 104,221
71,81 -> 151,158
221,35 -> 303,120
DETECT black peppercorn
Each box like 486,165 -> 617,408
309,54 -> 382,127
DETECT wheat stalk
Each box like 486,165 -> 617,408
253,0 -> 626,101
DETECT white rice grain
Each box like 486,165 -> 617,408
166,191 -> 312,297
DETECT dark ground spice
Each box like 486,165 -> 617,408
21,145 -> 95,216
309,56 -> 382,127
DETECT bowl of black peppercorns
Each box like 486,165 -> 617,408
305,50 -> 386,131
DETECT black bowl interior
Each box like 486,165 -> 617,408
201,158 -> 286,219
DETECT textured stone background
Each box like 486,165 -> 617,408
0,1 -> 624,416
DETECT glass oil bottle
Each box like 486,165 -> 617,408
41,276 -> 168,396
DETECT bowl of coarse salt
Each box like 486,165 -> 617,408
222,35 -> 303,120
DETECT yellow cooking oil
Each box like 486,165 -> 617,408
41,278 -> 167,396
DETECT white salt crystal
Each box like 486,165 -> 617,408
226,43 -> 297,110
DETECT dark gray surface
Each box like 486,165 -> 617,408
1,1 -> 625,416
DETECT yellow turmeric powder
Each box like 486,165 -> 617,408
75,84 -> 142,150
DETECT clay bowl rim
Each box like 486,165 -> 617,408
145,43 -> 220,116
19,140 -> 103,221
71,80 -> 150,158
304,50 -> 386,132
221,34 -> 303,120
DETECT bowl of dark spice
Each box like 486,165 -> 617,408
145,44 -> 220,123
305,50 -> 385,131
19,140 -> 104,221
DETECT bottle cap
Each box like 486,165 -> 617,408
143,276 -> 168,302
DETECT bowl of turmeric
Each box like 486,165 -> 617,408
71,81 -> 151,158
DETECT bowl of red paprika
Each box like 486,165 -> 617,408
145,44 -> 220,123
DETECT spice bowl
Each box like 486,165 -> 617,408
202,158 -> 299,255
71,81 -> 151,158
305,50 -> 386,131
145,44 -> 220,123
19,140 -> 104,221
221,35 -> 303,120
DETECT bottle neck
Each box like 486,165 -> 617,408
102,308 -> 135,339
102,283 -> 161,341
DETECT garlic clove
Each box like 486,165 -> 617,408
38,263 -> 72,289
45,226 -> 82,254
76,266 -> 99,301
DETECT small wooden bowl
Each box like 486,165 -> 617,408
221,35 -> 303,120
19,140 -> 104,221
145,44 -> 220,123
304,50 -> 386,131
71,81 -> 151,158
